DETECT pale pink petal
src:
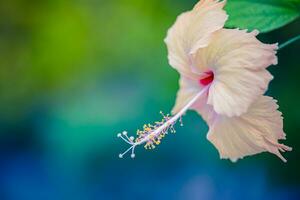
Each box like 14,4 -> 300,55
195,29 -> 278,117
164,0 -> 228,76
196,96 -> 291,162
172,76 -> 202,114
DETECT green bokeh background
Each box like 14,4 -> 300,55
0,0 -> 299,199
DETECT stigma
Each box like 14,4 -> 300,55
117,111 -> 183,159
117,87 -> 209,159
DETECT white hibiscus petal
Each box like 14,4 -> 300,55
172,76 -> 201,114
198,96 -> 291,162
208,69 -> 273,116
164,0 -> 228,75
195,29 -> 278,116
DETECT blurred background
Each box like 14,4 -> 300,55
0,0 -> 299,199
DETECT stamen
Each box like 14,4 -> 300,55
117,87 -> 208,158
179,116 -> 183,126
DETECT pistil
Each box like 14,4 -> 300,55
117,87 -> 208,158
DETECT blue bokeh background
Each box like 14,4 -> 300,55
0,0 -> 299,199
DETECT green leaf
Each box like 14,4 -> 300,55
225,0 -> 300,33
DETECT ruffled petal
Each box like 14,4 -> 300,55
196,96 -> 291,162
164,0 -> 228,76
195,29 -> 278,117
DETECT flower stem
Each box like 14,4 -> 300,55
278,34 -> 300,50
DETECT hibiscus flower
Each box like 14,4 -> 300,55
118,0 -> 291,162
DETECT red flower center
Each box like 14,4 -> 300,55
199,71 -> 214,86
